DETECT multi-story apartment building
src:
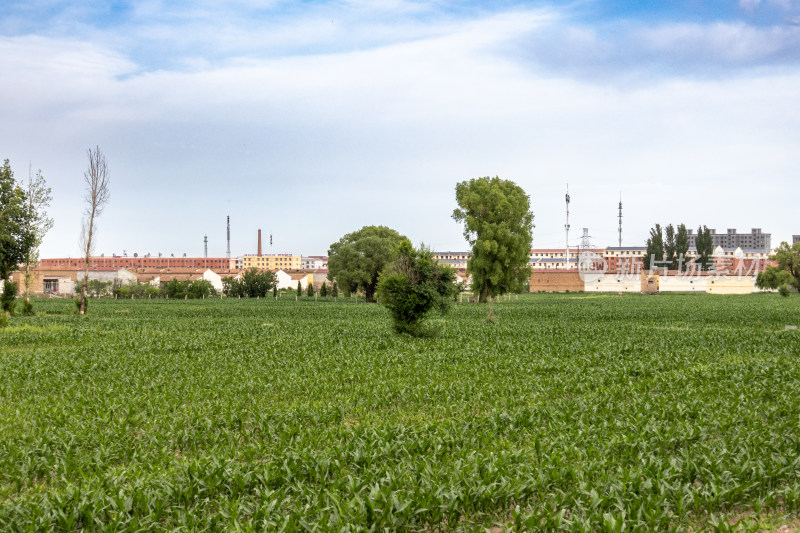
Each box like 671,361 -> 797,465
602,247 -> 647,272
241,254 -> 301,270
301,256 -> 328,269
433,252 -> 470,269
687,228 -> 771,251
39,256 -> 236,270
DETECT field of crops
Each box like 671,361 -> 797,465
1,293 -> 799,531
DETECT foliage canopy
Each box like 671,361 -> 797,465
756,241 -> 800,293
643,224 -> 664,271
694,225 -> 714,271
222,269 -> 276,298
0,160 -> 36,281
377,241 -> 458,335
452,177 -> 533,303
328,225 -> 408,302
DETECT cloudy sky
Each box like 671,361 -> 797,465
2,0 -> 799,259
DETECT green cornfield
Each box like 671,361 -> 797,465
1,294 -> 799,531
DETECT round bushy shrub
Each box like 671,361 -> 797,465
377,241 -> 458,336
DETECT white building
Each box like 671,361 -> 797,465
301,256 -> 327,269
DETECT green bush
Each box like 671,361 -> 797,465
21,298 -> 34,315
779,285 -> 791,297
1,279 -> 18,315
163,279 -> 216,299
113,281 -> 161,299
377,241 -> 458,336
222,269 -> 274,298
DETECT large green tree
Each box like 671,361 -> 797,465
378,241 -> 459,336
452,176 -> 533,304
0,159 -> 36,283
327,225 -> 408,303
643,224 -> 664,271
756,241 -> 800,292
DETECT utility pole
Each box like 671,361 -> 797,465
226,216 -> 231,259
618,193 -> 623,248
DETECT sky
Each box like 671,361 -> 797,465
1,0 -> 799,259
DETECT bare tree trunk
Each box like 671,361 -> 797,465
79,147 -> 110,316
80,216 -> 95,315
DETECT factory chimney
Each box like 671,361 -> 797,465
258,229 -> 262,256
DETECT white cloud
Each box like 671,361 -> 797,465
1,6 -> 799,257
740,0 -> 762,12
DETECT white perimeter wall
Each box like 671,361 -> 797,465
583,273 -> 641,293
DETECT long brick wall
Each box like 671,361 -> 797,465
529,271 -> 584,292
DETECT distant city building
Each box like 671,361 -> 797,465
686,228 -> 770,251
39,256 -> 236,270
602,246 -> 647,272
433,252 -> 470,270
793,235 -> 800,245
241,254 -> 301,271
529,248 -> 594,270
301,256 -> 328,269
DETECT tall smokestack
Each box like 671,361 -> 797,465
258,229 -> 262,256
226,216 -> 231,258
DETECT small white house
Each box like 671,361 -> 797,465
274,270 -> 311,290
202,269 -> 223,292
274,270 -> 294,290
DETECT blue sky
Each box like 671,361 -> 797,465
1,1 -> 799,258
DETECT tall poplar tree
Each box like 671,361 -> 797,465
665,224 -> 677,270
643,224 -> 664,271
695,225 -> 714,271
675,224 -> 689,271
452,177 -> 534,307
78,147 -> 111,315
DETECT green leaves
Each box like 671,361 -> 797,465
377,243 -> 458,336
1,294 -> 799,530
0,159 -> 37,281
222,269 -> 276,298
327,226 -> 408,302
453,177 -> 533,303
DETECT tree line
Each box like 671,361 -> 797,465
643,223 -> 714,271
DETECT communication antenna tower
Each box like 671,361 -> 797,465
618,193 -> 623,248
565,184 -> 571,266
226,216 -> 231,259
204,235 -> 208,258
